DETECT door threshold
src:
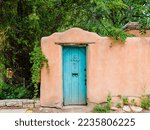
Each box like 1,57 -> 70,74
62,105 -> 87,109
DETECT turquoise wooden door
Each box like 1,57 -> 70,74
63,46 -> 86,105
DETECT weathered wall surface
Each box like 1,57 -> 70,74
40,28 -> 150,107
88,37 -> 150,103
127,30 -> 150,37
40,34 -> 62,108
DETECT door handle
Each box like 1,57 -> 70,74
72,73 -> 78,77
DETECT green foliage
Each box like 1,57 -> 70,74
116,102 -> 122,108
108,27 -> 128,41
0,30 -> 7,89
121,96 -> 129,105
88,0 -> 150,41
30,45 -> 48,98
107,94 -> 112,108
0,0 -> 149,99
141,95 -> 150,109
93,104 -> 110,113
0,83 -> 31,99
130,99 -> 136,106
93,94 -> 112,113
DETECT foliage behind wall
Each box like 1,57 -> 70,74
0,0 -> 149,98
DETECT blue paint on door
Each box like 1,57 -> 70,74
63,46 -> 86,105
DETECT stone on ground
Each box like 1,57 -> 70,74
0,101 -> 5,107
111,106 -> 119,111
0,109 -> 27,113
123,105 -> 131,112
130,106 -> 142,112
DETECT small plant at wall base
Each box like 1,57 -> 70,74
140,94 -> 150,109
130,99 -> 136,106
121,96 -> 129,105
30,45 -> 48,98
93,104 -> 110,113
93,94 -> 112,113
107,94 -> 112,108
116,102 -> 122,108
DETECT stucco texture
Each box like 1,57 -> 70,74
40,28 -> 150,107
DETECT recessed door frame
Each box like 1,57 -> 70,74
62,45 -> 87,106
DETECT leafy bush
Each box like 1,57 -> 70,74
93,104 -> 110,113
0,83 -> 31,99
93,94 -> 112,113
141,95 -> 150,109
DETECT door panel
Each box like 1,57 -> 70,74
63,46 -> 86,105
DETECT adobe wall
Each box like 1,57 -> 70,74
40,28 -> 150,108
88,37 -> 150,103
127,30 -> 150,37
